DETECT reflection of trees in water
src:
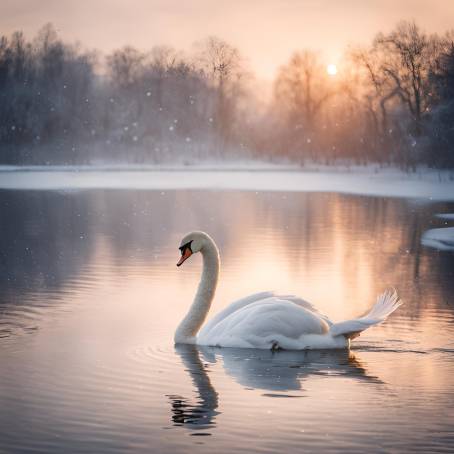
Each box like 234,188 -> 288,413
1,189 -> 453,318
0,190 -> 94,299
168,345 -> 382,432
252,193 -> 454,318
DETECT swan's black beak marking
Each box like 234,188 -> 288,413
177,241 -> 193,267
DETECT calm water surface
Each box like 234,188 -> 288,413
0,189 -> 454,453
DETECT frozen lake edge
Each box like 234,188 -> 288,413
0,165 -> 454,201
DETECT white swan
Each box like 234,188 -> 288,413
175,231 -> 402,350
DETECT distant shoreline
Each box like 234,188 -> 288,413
1,165 -> 453,201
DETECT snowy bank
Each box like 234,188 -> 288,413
421,227 -> 454,251
435,213 -> 454,220
0,165 -> 454,201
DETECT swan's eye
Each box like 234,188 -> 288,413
179,240 -> 193,254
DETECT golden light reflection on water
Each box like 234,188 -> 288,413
0,189 -> 453,452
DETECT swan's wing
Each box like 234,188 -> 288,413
199,291 -> 275,338
200,292 -> 331,340
198,297 -> 330,349
274,295 -> 333,326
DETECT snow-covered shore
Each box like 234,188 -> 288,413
422,227 -> 454,251
0,164 -> 453,201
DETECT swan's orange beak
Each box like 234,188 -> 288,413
177,248 -> 192,267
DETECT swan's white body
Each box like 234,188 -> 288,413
175,232 -> 402,350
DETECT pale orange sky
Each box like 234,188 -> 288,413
1,0 -> 453,79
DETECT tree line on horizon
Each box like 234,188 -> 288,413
0,21 -> 453,168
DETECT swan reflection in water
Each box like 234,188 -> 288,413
167,345 -> 219,431
168,345 -> 383,432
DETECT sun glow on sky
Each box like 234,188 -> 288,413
327,64 -> 338,76
1,0 -> 454,79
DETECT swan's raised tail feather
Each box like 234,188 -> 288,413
330,290 -> 402,339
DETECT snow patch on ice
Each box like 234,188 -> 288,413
435,213 -> 454,220
421,227 -> 454,251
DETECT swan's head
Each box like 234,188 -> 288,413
176,231 -> 214,267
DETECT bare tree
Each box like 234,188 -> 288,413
106,46 -> 145,88
425,32 -> 454,166
374,21 -> 443,135
274,51 -> 333,131
196,36 -> 245,149
272,50 -> 335,160
147,45 -> 182,108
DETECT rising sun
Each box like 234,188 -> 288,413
327,64 -> 338,76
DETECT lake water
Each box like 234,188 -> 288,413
0,189 -> 454,453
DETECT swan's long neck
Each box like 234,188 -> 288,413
174,239 -> 220,344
